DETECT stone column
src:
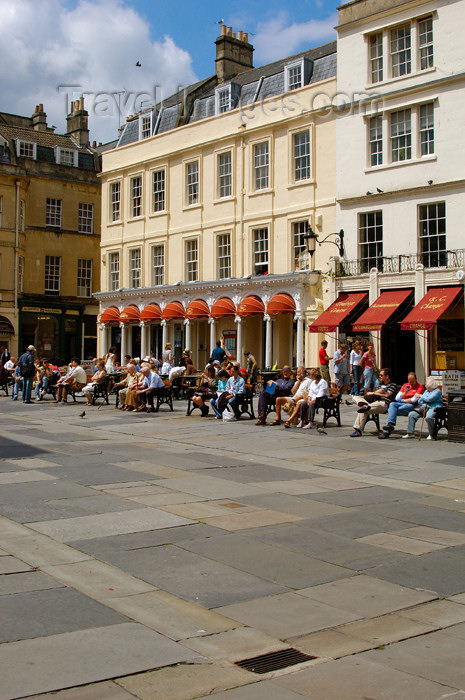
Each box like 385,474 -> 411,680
161,320 -> 167,349
295,314 -> 304,367
100,324 -> 109,357
184,319 -> 192,354
119,323 -> 126,363
264,314 -> 272,369
140,322 -> 147,359
208,317 -> 216,356
235,315 -> 243,362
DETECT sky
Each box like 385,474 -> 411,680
0,0 -> 338,143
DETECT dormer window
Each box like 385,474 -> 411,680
284,58 -> 313,92
16,139 -> 36,159
55,147 -> 78,166
139,113 -> 152,139
215,83 -> 241,115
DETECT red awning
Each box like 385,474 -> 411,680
237,295 -> 265,316
353,289 -> 412,332
309,292 -> 367,333
119,305 -> 140,323
267,293 -> 296,315
100,306 -> 120,324
140,303 -> 162,323
211,297 -> 236,318
186,299 -> 210,319
400,286 -> 462,331
162,301 -> 185,321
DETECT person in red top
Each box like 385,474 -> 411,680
379,371 -> 425,438
319,340 -> 332,385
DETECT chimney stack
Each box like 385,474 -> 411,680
32,104 -> 47,131
215,27 -> 254,82
65,97 -> 89,146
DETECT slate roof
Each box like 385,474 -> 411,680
116,40 -> 337,148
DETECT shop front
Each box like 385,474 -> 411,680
18,301 -> 84,363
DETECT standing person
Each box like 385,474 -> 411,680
319,340 -> 332,385
1,345 -> 10,367
350,341 -> 363,396
350,368 -> 397,437
55,358 -> 87,404
12,362 -> 23,401
403,377 -> 443,440
161,342 -> 173,374
104,347 -> 116,373
361,342 -> 379,393
378,371 -> 425,438
244,351 -> 258,385
17,345 -> 36,404
211,341 -> 226,364
333,342 -> 350,396
255,365 -> 295,426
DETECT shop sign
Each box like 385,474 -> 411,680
442,370 -> 461,397
22,307 -> 62,314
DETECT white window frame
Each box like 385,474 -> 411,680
419,102 -> 434,156
293,130 -> 311,182
18,255 -> 24,293
46,198 -> 62,228
217,232 -> 231,279
129,248 -> 142,288
253,142 -> 270,191
369,115 -> 383,166
130,175 -> 143,218
418,202 -> 446,268
20,199 -> 25,232
359,212 -> 383,274
152,244 -> 165,286
292,221 -> 307,270
110,181 -> 121,222
55,147 -> 78,167
215,85 -> 232,114
369,32 -> 384,83
252,227 -> 269,275
186,160 -> 200,206
44,255 -> 61,295
78,203 -> 94,234
418,16 -> 433,70
16,139 -> 37,159
139,113 -> 152,140
390,23 -> 411,78
152,168 -> 166,212
217,151 -> 232,198
77,258 -> 92,297
109,251 -> 120,291
390,108 -> 412,162
284,59 -> 304,91
185,238 -> 199,282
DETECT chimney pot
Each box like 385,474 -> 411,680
221,24 -> 226,35
237,30 -> 243,41
243,32 -> 248,43
227,26 -> 232,36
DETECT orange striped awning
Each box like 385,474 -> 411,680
267,293 -> 296,315
353,290 -> 412,332
140,303 -> 162,322
162,301 -> 185,321
309,292 -> 367,333
237,295 -> 265,316
119,305 -> 140,323
211,297 -> 236,318
100,306 -> 120,324
400,286 -> 462,331
186,299 -> 210,319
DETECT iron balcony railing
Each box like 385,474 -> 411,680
339,249 -> 465,277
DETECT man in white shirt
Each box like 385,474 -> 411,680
271,366 -> 311,426
136,367 -> 165,412
55,358 -> 87,403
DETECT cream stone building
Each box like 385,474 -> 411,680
97,30 -> 338,369
0,101 -> 101,360
331,0 -> 465,382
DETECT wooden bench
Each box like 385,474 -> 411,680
432,404 -> 448,440
315,387 -> 343,428
154,380 -> 174,412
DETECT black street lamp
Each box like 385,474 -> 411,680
304,224 -> 345,260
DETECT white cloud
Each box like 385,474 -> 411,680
0,0 -> 197,143
253,11 -> 337,64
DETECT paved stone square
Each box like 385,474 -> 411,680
1,396 -> 465,699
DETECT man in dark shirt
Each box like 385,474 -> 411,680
350,368 -> 397,437
256,366 -> 295,425
211,341 -> 227,364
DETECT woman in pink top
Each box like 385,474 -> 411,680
361,342 -> 379,392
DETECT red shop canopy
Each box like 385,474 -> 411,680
100,306 -> 120,324
186,299 -> 210,319
119,305 -> 140,323
353,289 -> 412,332
211,297 -> 236,318
140,303 -> 162,323
309,292 -> 367,333
400,286 -> 462,331
267,293 -> 296,315
162,301 -> 185,321
237,295 -> 265,316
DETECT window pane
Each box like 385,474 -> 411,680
152,245 -> 164,285
390,109 -> 411,162
152,169 -> 165,212
78,203 -> 93,234
218,152 -> 232,198
130,249 -> 141,288
109,252 -> 120,290
185,239 -> 198,282
46,198 -> 62,228
131,176 -> 142,217
253,227 -> 268,275
293,221 -> 307,269
186,161 -> 199,205
419,202 -> 446,267
254,142 -> 269,190
359,212 -> 383,273
60,149 -> 75,166
391,24 -> 411,77
420,103 -> 434,155
287,64 -> 302,90
19,141 -> 34,158
218,88 -> 230,113
370,33 -> 383,83
45,255 -> 61,295
294,131 -> 310,181
77,259 -> 92,297
369,115 -> 383,166
217,233 -> 231,279
141,114 -> 151,139
418,17 -> 433,70
110,182 -> 121,222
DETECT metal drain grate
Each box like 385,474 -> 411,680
235,648 -> 317,674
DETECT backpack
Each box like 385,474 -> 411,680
18,352 -> 35,378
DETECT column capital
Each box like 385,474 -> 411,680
208,317 -> 216,325
263,313 -> 272,323
184,318 -> 191,327
161,319 -> 167,327
234,315 -> 242,324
